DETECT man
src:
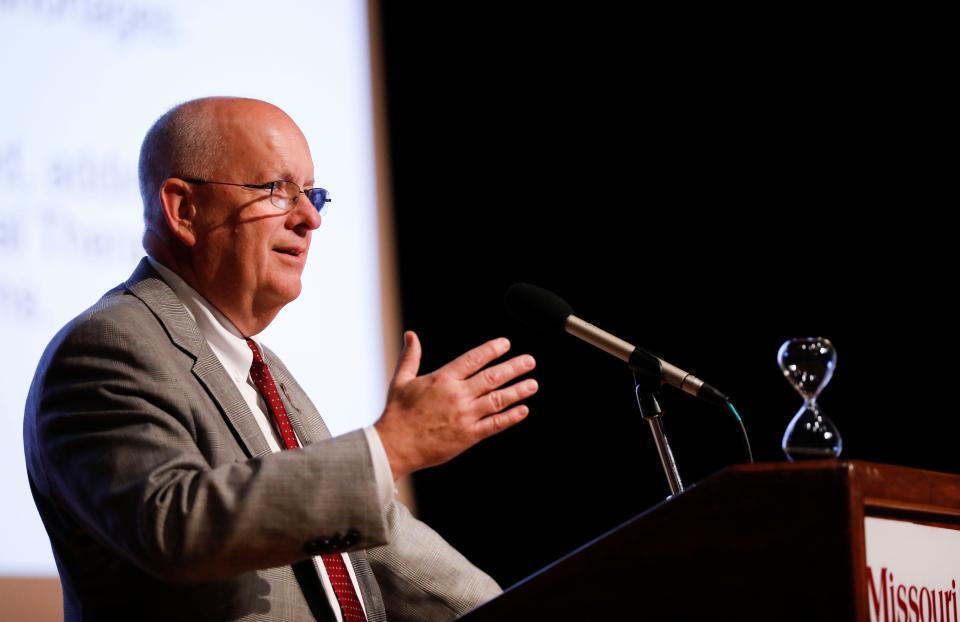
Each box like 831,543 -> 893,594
24,97 -> 539,621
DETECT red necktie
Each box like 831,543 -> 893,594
246,339 -> 367,622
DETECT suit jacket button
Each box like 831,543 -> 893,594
342,529 -> 360,547
304,538 -> 332,555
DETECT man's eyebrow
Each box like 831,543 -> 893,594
277,171 -> 314,186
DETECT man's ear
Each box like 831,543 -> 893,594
158,178 -> 198,247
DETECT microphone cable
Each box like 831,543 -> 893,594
726,401 -> 754,464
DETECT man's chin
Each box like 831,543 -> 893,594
268,280 -> 303,307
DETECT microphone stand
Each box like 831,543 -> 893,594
634,374 -> 684,496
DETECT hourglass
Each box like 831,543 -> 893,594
778,337 -> 841,460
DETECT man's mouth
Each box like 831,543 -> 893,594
273,247 -> 304,257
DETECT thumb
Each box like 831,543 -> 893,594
392,330 -> 422,384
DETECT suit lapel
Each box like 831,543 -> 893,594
193,352 -> 272,458
124,258 -> 271,459
262,347 -> 332,444
277,381 -> 318,446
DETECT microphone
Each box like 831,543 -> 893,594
504,283 -> 730,406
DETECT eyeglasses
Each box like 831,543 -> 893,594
182,178 -> 332,216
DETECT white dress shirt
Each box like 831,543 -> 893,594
149,258 -> 393,621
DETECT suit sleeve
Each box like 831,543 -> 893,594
25,307 -> 390,584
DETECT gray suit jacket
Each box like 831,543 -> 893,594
24,258 -> 500,621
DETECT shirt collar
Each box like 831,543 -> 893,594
147,257 -> 257,380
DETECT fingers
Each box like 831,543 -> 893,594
444,337 -> 511,379
473,404 -> 531,440
477,377 -> 538,416
468,354 -> 536,393
392,331 -> 422,385
447,338 -> 538,423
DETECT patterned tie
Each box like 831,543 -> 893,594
246,339 -> 368,622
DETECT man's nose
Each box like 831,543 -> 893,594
288,193 -> 322,231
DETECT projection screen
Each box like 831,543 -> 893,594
0,0 -> 386,576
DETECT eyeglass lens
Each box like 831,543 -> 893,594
270,181 -> 328,214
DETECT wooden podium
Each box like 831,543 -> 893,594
458,461 -> 960,621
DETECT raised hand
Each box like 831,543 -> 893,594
374,330 -> 538,480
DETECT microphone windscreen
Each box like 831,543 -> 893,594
504,283 -> 573,333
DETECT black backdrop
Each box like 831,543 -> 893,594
377,4 -> 950,587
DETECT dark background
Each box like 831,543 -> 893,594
378,4 -> 950,588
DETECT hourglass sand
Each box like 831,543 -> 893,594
778,337 -> 842,460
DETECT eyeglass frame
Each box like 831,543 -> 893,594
180,177 -> 331,215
